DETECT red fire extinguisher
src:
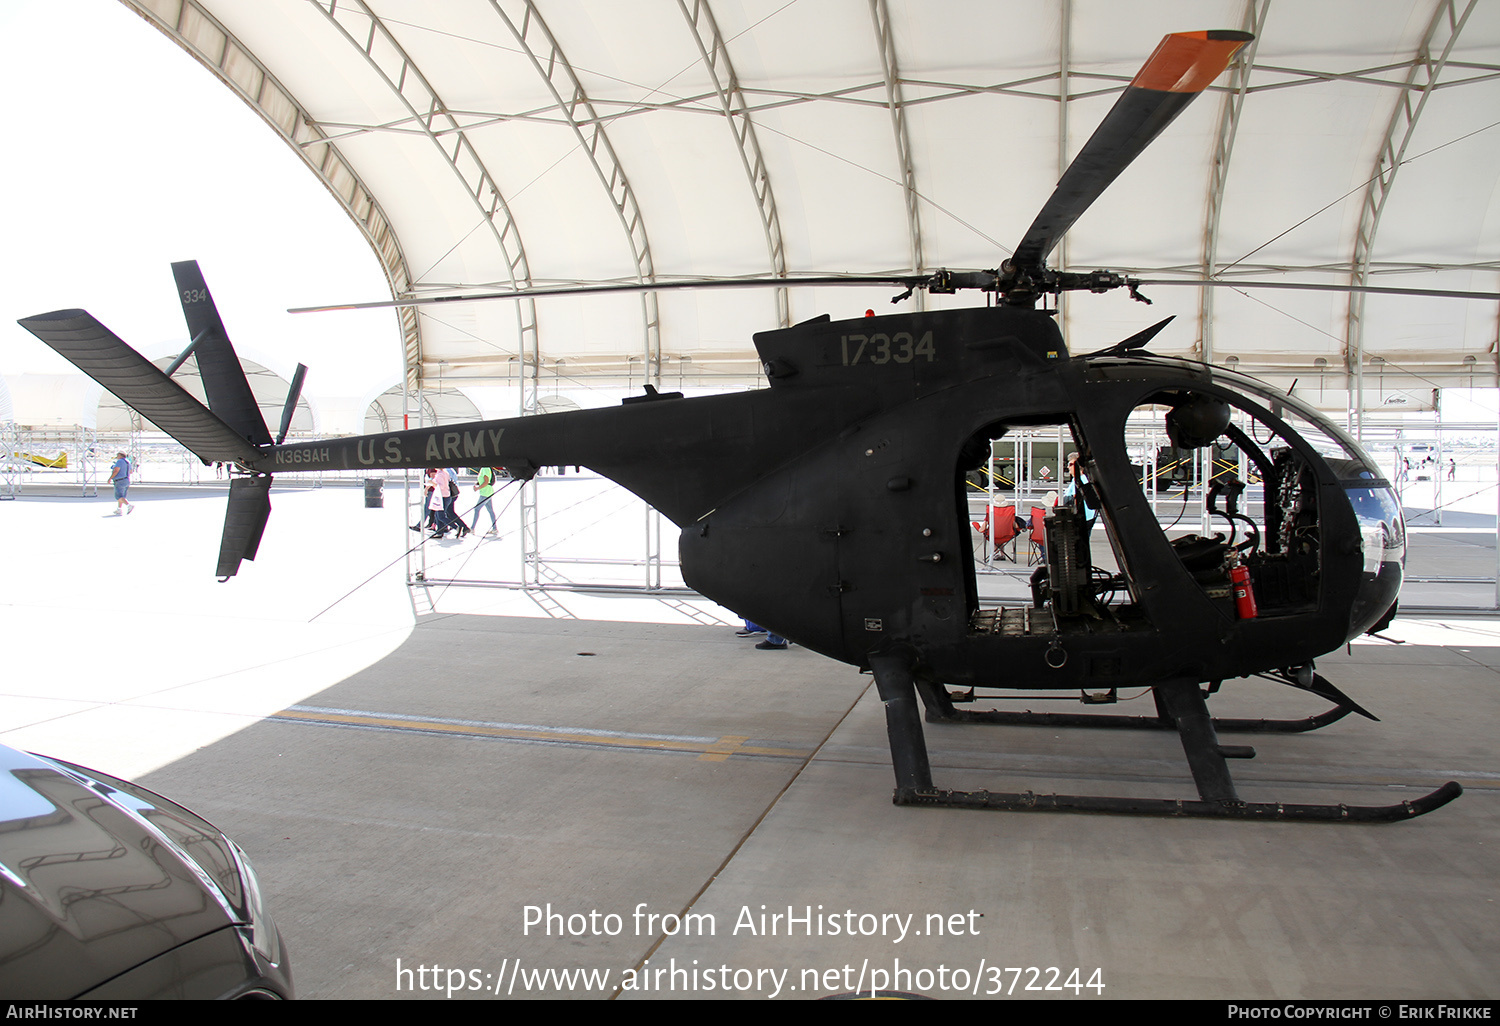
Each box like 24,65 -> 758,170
1229,553 -> 1257,620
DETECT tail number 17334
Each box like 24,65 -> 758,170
841,331 -> 936,366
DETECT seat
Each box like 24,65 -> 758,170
1028,506 -> 1047,565
985,505 -> 1019,562
972,505 -> 1018,561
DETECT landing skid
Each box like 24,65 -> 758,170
893,783 -> 1463,822
926,701 -> 1354,735
867,655 -> 1461,822
918,679 -> 1353,734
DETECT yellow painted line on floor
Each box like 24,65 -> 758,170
271,708 -> 806,761
697,735 -> 750,762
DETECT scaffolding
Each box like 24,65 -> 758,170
0,422 -> 21,499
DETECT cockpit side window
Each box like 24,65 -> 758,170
1123,384 -> 1399,622
960,418 -> 1132,636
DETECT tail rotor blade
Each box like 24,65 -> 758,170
276,364 -> 308,445
16,309 -> 262,465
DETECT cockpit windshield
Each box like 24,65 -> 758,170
1086,355 -> 1404,638
1206,366 -> 1385,478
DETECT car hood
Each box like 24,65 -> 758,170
0,748 -> 252,999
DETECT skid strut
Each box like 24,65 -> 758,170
869,653 -> 934,791
869,660 -> 1461,822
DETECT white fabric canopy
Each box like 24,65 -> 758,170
123,0 -> 1500,410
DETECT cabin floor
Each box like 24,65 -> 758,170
1,482 -> 1495,1001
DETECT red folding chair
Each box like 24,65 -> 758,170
972,504 -> 1019,562
1028,506 -> 1047,564
989,505 -> 1019,562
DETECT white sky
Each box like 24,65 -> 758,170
0,0 -> 401,424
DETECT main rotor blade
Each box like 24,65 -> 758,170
1136,278 -> 1500,303
289,274 -> 930,314
1011,30 -> 1253,272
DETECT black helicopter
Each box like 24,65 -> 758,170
20,31 -> 1465,822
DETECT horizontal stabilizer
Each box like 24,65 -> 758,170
218,475 -> 273,580
16,309 -> 263,465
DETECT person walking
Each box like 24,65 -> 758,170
474,466 -> 499,535
425,468 -> 449,538
444,467 -> 470,539
108,451 -> 134,515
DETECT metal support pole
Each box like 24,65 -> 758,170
405,385 -> 426,589
1198,446 -> 1211,535
645,504 -> 663,591
1057,425 -> 1066,494
128,424 -> 142,487
1018,434 -> 1030,512
520,308 -> 541,590
1148,437 -> 1159,518
0,422 -> 20,499
1393,429 -> 1405,509
1354,352 -> 1364,443
985,439 -> 999,564
1434,388 -> 1443,527
521,478 -> 540,588
78,426 -> 98,497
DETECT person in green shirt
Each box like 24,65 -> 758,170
474,466 -> 499,536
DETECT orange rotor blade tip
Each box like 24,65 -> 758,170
1132,30 -> 1254,93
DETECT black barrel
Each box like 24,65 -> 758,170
364,478 -> 384,508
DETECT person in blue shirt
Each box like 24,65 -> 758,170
1063,452 -> 1096,543
108,452 -> 133,515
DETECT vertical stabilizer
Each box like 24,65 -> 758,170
171,261 -> 273,448
218,475 -> 273,580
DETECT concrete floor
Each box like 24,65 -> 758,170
1,482 -> 1495,1000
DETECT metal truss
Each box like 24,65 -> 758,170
1241,59 -> 1500,94
1132,260 -> 1500,278
0,423 -> 21,500
481,0 -> 667,586
1198,0 -> 1269,365
1055,0 -> 1072,332
306,0 -> 540,399
301,72 -> 1074,136
1345,0 -> 1478,438
677,0 -> 791,326
407,384 -> 429,594
287,21 -> 1500,141
303,45 -> 1500,139
76,427 -> 99,497
294,1 -> 551,593
486,0 -> 662,386
124,0 -> 423,392
870,0 -> 925,310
